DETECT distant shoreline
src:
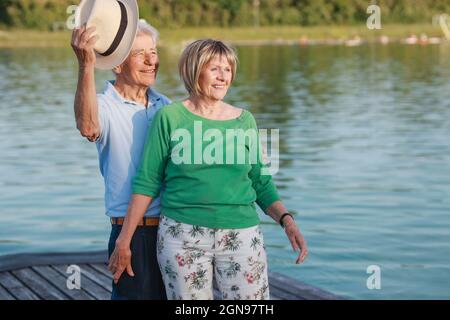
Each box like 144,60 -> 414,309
0,24 -> 446,48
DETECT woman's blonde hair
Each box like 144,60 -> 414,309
178,39 -> 238,96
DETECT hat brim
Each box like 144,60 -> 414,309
76,0 -> 139,70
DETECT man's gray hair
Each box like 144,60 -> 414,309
137,19 -> 159,45
112,19 -> 159,73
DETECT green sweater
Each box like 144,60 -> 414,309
132,101 -> 280,229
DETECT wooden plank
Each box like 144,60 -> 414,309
269,293 -> 281,301
0,251 -> 108,272
31,266 -> 95,300
12,268 -> 67,300
79,264 -> 112,292
0,251 -> 342,300
52,265 -> 110,300
88,263 -> 112,279
268,284 -> 304,300
0,272 -> 39,300
269,272 -> 341,300
0,283 -> 15,300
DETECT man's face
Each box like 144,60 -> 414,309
116,34 -> 159,87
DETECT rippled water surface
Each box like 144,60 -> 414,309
1,44 -> 449,299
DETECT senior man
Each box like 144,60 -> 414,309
71,0 -> 170,300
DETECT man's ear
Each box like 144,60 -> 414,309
112,64 -> 122,75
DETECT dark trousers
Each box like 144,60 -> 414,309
108,224 -> 167,300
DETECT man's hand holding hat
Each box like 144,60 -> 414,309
71,24 -> 98,69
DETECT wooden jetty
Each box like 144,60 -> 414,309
0,251 -> 340,300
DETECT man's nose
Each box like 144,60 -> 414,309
145,53 -> 157,64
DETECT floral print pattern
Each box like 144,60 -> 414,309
184,268 -> 209,290
157,215 -> 270,300
216,257 -> 241,279
217,231 -> 243,251
175,244 -> 205,269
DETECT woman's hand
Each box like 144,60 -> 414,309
283,216 -> 308,264
106,195 -> 153,283
108,241 -> 135,284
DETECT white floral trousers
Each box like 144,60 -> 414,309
157,215 -> 270,300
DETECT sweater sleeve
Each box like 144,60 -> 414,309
132,108 -> 170,198
247,113 -> 281,211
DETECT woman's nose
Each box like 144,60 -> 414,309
217,70 -> 225,80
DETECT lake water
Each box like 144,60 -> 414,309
0,43 -> 449,299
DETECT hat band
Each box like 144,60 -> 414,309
99,0 -> 128,57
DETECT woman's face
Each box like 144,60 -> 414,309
198,55 -> 233,102
115,33 -> 159,87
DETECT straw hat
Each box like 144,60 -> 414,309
75,0 -> 139,69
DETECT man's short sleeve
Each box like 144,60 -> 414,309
96,94 -> 110,145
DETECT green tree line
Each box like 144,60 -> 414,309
1,0 -> 449,30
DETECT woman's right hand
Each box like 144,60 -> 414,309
107,195 -> 153,283
108,241 -> 135,284
71,24 -> 98,68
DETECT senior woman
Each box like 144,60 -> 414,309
109,39 -> 308,300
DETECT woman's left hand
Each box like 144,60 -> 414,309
283,216 -> 308,264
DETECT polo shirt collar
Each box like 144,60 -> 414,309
103,80 -> 162,107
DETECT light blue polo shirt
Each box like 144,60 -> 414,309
96,80 -> 171,217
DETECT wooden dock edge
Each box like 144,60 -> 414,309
0,251 -> 343,300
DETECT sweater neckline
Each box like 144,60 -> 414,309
177,101 -> 248,123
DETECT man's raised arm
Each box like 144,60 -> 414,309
71,24 -> 100,142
